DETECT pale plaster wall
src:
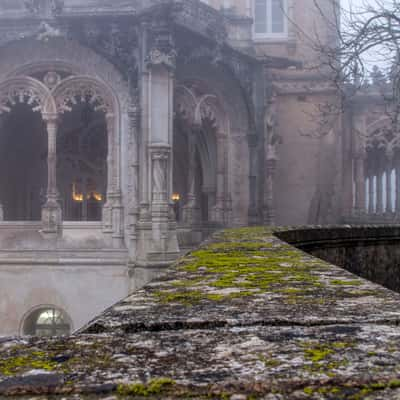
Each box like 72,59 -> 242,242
274,91 -> 338,225
0,264 -> 130,336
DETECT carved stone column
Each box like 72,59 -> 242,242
211,132 -> 227,224
353,151 -> 366,216
127,100 -> 140,259
396,158 -> 400,214
182,126 -> 200,224
248,132 -> 259,225
368,166 -> 374,215
386,151 -> 394,214
352,114 -> 367,219
41,113 -> 62,236
102,113 -> 124,248
263,92 -> 281,226
264,146 -> 278,225
376,164 -> 384,215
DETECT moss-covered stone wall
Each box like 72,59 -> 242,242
276,226 -> 400,293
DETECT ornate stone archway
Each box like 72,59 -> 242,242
0,73 -> 124,242
51,75 -> 123,243
174,81 -> 231,228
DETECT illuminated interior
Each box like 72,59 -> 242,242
57,102 -> 107,221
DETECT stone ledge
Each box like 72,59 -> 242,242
2,226 -> 400,399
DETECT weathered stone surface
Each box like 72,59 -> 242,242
3,227 -> 400,399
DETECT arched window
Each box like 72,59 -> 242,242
23,306 -> 71,337
254,0 -> 287,38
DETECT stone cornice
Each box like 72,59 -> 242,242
272,79 -> 337,95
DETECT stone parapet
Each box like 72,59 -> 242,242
3,226 -> 400,398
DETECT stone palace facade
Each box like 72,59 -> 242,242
0,0 -> 388,336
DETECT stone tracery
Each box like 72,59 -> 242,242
0,77 -> 54,116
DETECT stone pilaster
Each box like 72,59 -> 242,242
136,27 -> 179,266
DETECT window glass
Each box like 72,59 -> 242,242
23,307 -> 71,337
271,0 -> 284,33
254,0 -> 287,37
255,0 -> 268,34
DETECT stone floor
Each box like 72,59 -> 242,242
2,227 -> 400,399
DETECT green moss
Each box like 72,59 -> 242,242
370,382 -> 386,389
217,227 -> 272,241
0,353 -> 58,376
117,378 -> 175,397
349,387 -> 373,400
258,355 -> 281,368
304,346 -> 333,362
331,279 -> 363,286
388,379 -> 400,388
152,227 -> 329,305
299,380 -> 400,400
303,386 -> 314,395
299,340 -> 353,376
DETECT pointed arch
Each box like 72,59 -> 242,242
0,76 -> 55,116
51,75 -> 119,116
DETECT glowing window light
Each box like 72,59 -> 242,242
172,193 -> 181,202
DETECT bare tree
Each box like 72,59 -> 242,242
313,0 -> 400,96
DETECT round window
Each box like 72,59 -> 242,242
23,307 -> 71,337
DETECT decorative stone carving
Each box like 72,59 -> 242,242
151,147 -> 170,203
52,78 -> 114,115
146,48 -> 177,70
24,0 -> 64,17
43,71 -> 61,89
263,92 -> 281,226
0,77 -> 54,116
37,22 -> 63,41
67,21 -> 139,85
